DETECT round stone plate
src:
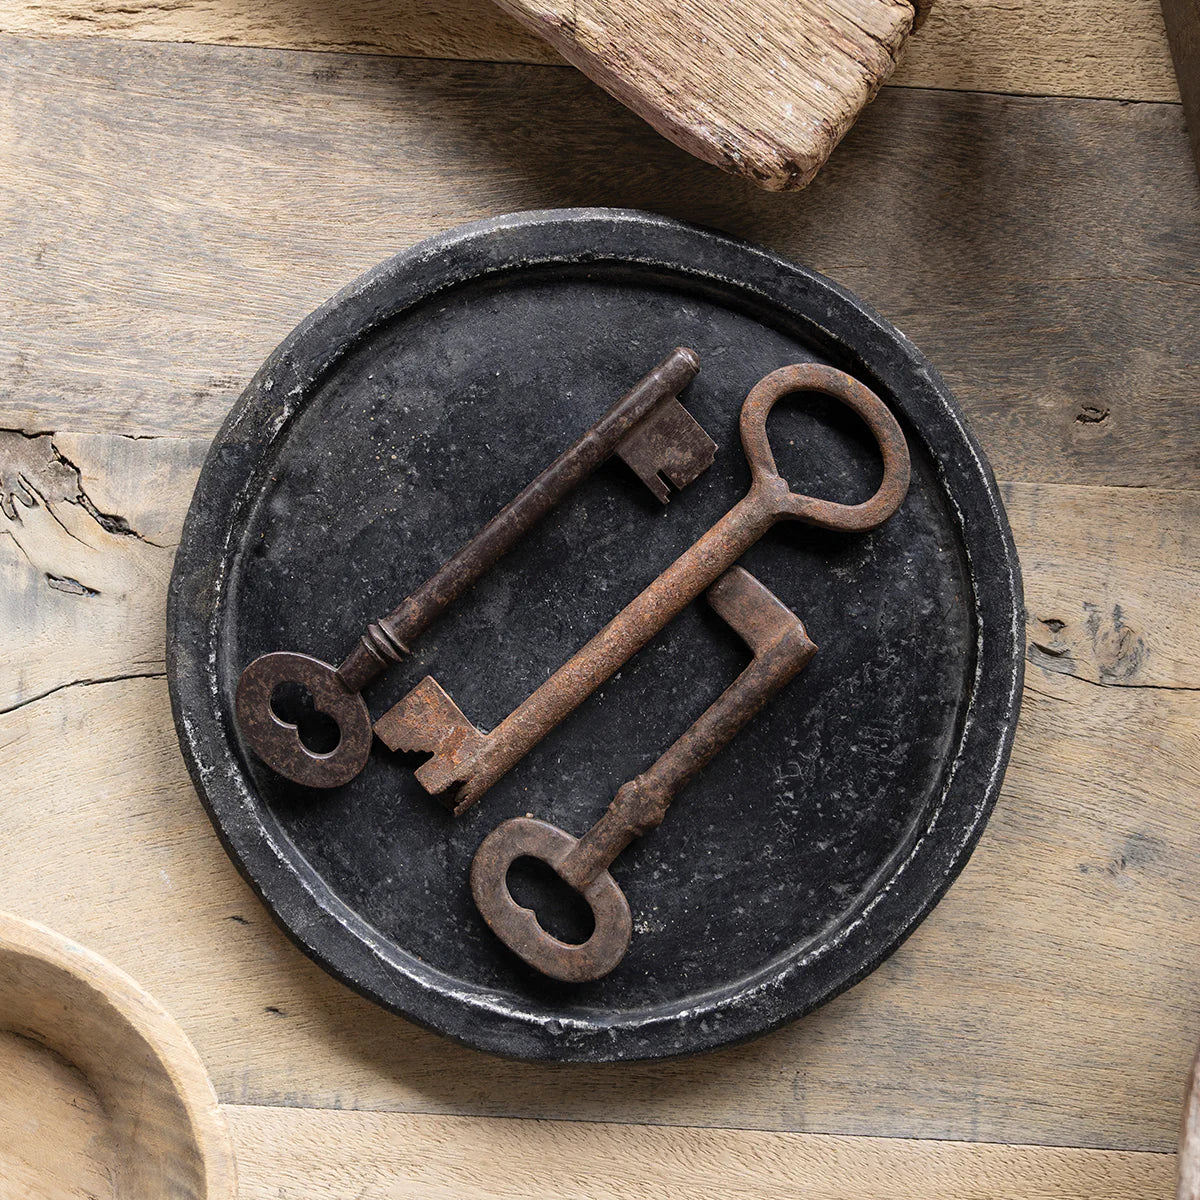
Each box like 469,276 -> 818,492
168,209 -> 1023,1062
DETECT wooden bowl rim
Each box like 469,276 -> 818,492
0,910 -> 237,1199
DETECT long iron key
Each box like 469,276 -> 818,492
375,362 -> 911,812
236,348 -> 715,788
470,566 -> 817,982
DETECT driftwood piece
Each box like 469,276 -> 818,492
0,911 -> 236,1199
490,0 -> 924,189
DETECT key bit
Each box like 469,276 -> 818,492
615,393 -> 716,503
235,348 -> 712,789
470,566 -> 818,983
380,676 -> 483,795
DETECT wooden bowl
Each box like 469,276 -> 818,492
0,910 -> 237,1199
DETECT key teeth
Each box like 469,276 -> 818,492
373,676 -> 485,796
707,566 -> 813,657
641,469 -> 672,505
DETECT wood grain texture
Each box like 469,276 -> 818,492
224,1103 -> 1176,1200
0,0 -> 1177,103
0,1032 -> 117,1200
1161,0 -> 1200,178
490,0 -> 915,189
0,35 -> 1196,485
0,430 -> 204,713
1004,483 -> 1200,689
2,432 -> 1199,1154
0,910 -> 237,1199
901,0 -> 1177,102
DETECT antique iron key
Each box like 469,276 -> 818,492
375,362 -> 911,812
470,565 -> 817,982
236,348 -> 715,788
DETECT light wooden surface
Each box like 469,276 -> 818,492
0,3 -> 1197,1198
223,1106 -> 1177,1199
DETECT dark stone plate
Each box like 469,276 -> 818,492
167,209 -> 1024,1062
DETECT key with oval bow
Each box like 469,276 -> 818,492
469,565 -> 817,982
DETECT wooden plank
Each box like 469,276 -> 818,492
0,430 -> 205,713
0,0 -> 559,68
1,36 -> 1196,485
901,0 -> 1177,102
11,666 -> 1200,1154
2,431 -> 1200,1151
0,0 -> 1177,104
224,1104 -> 1176,1199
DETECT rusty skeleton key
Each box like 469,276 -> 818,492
375,363 -> 911,812
470,565 -> 818,982
235,348 -> 715,788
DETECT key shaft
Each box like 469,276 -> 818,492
236,347 -> 711,789
452,494 -> 773,811
558,566 -> 818,890
337,346 -> 707,691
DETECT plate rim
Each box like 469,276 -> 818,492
167,207 -> 1025,1062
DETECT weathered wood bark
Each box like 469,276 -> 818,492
490,0 -> 918,189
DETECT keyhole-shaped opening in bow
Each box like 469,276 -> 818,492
270,681 -> 342,755
506,856 -> 596,946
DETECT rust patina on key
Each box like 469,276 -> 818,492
375,362 -> 911,812
470,565 -> 818,982
236,348 -> 715,788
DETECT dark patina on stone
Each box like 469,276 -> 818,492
167,209 -> 1024,1062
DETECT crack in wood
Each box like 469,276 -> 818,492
0,429 -> 164,547
0,672 -> 168,718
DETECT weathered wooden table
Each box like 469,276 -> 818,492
1,2 -> 1197,1196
